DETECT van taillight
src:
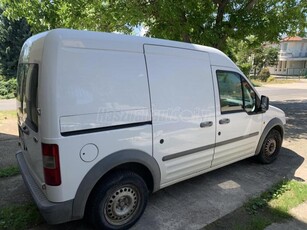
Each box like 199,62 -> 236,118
42,143 -> 61,186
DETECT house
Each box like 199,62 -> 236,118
268,36 -> 307,76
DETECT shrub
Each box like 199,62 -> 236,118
257,68 -> 270,82
238,63 -> 252,77
0,78 -> 17,99
266,76 -> 275,83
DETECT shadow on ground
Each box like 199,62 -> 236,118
0,132 -> 19,168
0,132 -> 32,208
202,148 -> 307,230
271,100 -> 307,140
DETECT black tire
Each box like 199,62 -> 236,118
86,171 -> 148,230
257,129 -> 282,164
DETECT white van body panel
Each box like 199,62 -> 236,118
44,126 -> 152,202
57,48 -> 151,133
264,105 -> 287,125
41,31 -> 151,137
38,31 -> 153,201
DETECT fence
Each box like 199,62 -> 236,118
285,68 -> 307,79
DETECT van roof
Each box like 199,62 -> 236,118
28,29 -> 239,69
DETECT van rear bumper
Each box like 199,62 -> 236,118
16,150 -> 74,224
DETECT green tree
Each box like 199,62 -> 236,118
251,46 -> 279,76
226,35 -> 259,76
227,36 -> 279,77
0,8 -> 31,79
264,46 -> 279,66
128,0 -> 306,50
1,0 -> 135,34
2,0 -> 306,52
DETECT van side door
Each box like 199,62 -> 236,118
211,66 -> 263,167
145,45 -> 216,186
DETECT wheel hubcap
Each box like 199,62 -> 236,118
264,138 -> 277,156
104,185 -> 139,225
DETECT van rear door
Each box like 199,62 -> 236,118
17,63 -> 44,182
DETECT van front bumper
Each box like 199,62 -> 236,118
16,150 -> 74,224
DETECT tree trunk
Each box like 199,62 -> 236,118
182,33 -> 191,43
213,0 -> 229,50
181,11 -> 191,43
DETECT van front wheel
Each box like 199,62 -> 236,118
257,129 -> 282,164
87,171 -> 148,230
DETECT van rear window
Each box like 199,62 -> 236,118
17,63 -> 39,132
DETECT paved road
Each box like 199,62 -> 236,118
0,98 -> 16,111
257,80 -> 307,98
1,81 -> 307,230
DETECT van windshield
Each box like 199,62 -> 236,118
17,63 -> 39,132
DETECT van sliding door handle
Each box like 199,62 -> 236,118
200,121 -> 213,128
219,118 -> 230,124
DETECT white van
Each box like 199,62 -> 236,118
16,29 -> 285,229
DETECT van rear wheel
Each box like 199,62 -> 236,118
257,129 -> 282,164
87,171 -> 148,230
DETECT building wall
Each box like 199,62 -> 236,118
269,37 -> 307,76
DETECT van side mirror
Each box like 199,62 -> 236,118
260,95 -> 269,112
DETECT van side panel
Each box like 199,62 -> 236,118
57,48 -> 151,133
44,126 -> 153,202
39,37 -> 153,201
144,45 -> 216,185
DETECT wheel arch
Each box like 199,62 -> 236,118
255,117 -> 284,155
71,149 -> 161,219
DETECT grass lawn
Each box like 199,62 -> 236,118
0,203 -> 43,230
0,110 -> 18,136
251,78 -> 300,87
204,180 -> 307,230
0,110 -> 16,123
0,166 -> 20,178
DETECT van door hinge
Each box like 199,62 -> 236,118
37,108 -> 41,115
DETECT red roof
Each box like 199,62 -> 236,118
282,36 -> 303,42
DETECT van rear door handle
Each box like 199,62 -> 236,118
200,121 -> 213,128
21,125 -> 30,135
219,118 -> 230,124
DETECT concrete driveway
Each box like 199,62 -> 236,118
1,81 -> 307,230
